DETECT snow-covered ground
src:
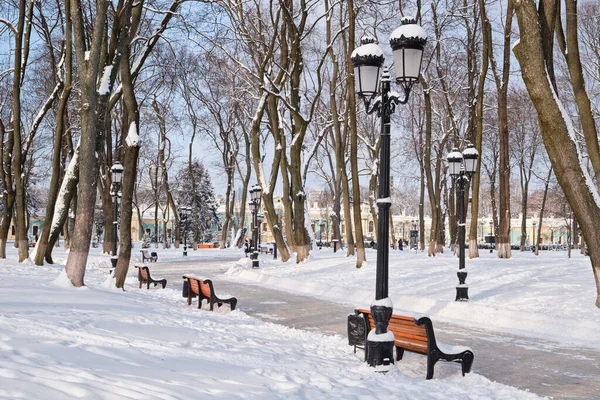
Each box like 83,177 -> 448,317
227,247 -> 600,351
0,245 -> 547,399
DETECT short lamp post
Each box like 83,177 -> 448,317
111,161 -> 124,269
257,213 -> 264,249
351,16 -> 426,371
489,221 -> 494,253
447,144 -> 479,301
532,221 -> 537,249
249,184 -> 262,269
179,206 -> 191,256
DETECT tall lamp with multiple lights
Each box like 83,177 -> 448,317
351,17 -> 427,370
446,143 -> 479,301
249,184 -> 262,269
111,162 -> 124,268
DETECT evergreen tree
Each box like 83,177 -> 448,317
175,160 -> 218,243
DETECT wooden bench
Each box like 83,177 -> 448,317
135,265 -> 167,289
182,275 -> 237,311
353,308 -> 474,379
140,250 -> 157,262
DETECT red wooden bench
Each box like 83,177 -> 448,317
352,308 -> 474,379
182,275 -> 237,311
135,265 -> 167,289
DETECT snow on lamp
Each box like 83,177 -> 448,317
446,148 -> 463,177
111,161 -> 124,185
390,17 -> 427,90
350,34 -> 384,99
462,143 -> 479,176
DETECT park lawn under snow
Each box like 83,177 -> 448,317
227,247 -> 600,350
0,251 -> 542,400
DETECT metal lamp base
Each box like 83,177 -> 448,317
366,304 -> 395,372
456,270 -> 468,301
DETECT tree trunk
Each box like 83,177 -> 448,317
346,0 -> 365,267
12,0 -> 29,262
114,4 -> 141,287
36,12 -> 72,265
469,0 -> 490,258
64,0 -> 108,286
46,147 -> 79,263
0,119 -> 15,259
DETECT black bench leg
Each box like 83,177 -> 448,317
161,280 -> 167,289
139,281 -> 142,289
147,281 -> 151,290
230,299 -> 237,311
426,353 -> 439,380
461,352 -> 474,376
396,347 -> 405,361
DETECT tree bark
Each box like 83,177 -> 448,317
346,0 -> 365,267
64,0 -> 108,286
35,0 -> 72,265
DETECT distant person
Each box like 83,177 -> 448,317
370,240 -> 375,249
399,240 -> 403,251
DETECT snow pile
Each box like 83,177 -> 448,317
0,253 -> 543,399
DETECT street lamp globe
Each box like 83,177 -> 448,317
250,184 -> 262,203
446,148 -> 463,177
462,143 -> 479,175
111,161 -> 124,185
351,34 -> 384,100
390,17 -> 427,89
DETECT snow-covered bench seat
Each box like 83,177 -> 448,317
135,265 -> 167,289
353,309 -> 474,379
182,275 -> 237,311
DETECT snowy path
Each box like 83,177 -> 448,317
150,256 -> 600,400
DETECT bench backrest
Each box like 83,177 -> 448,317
199,280 -> 212,298
135,265 -> 149,280
183,275 -> 204,295
358,309 -> 428,355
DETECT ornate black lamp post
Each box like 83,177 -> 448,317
179,206 -> 191,256
249,184 -> 262,269
447,143 -> 479,301
351,17 -> 426,371
532,221 -> 537,249
110,162 -> 124,268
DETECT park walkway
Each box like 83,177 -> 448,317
149,256 -> 600,400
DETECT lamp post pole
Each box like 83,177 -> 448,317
351,17 -> 426,371
532,221 -> 537,249
249,184 -> 262,269
447,144 -> 479,301
489,221 -> 494,253
110,162 -> 124,269
479,222 -> 484,243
